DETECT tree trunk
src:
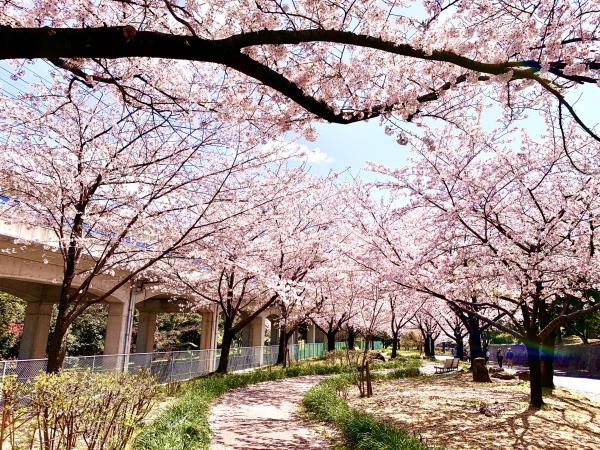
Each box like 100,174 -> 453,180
429,337 -> 436,357
347,327 -> 356,350
277,327 -> 286,364
541,333 -> 556,389
454,333 -> 464,360
327,331 -> 336,352
46,298 -> 71,373
423,336 -> 431,357
46,322 -> 69,373
526,340 -> 544,408
282,332 -> 292,368
468,321 -> 484,364
216,323 -> 234,374
391,331 -> 399,359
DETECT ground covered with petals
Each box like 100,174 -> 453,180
346,371 -> 600,450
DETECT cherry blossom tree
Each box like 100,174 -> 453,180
309,270 -> 357,352
436,307 -> 468,360
387,291 -> 424,359
413,308 -> 441,357
349,272 -> 390,398
0,1 -> 598,145
370,124 -> 600,407
163,167 -> 340,372
0,82 -> 284,372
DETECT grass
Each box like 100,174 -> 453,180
303,373 -> 430,450
132,362 -> 351,450
302,356 -> 431,450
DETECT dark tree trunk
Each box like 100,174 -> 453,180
454,333 -> 464,360
216,321 -> 235,373
46,321 -> 69,373
541,333 -> 556,389
526,340 -> 544,408
277,326 -> 287,364
327,331 -> 336,352
391,331 -> 399,359
467,319 -> 484,363
347,327 -> 356,350
423,336 -> 431,357
46,294 -> 72,373
429,337 -> 436,357
281,331 -> 292,367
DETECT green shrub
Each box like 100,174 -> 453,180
303,375 -> 430,450
385,366 -> 421,379
0,370 -> 157,450
371,355 -> 422,371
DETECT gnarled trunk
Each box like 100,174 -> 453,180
327,331 -> 336,352
277,326 -> 286,364
541,333 -> 556,389
391,331 -> 399,359
526,340 -> 544,408
467,318 -> 484,364
347,327 -> 356,350
216,321 -> 234,373
46,320 -> 69,373
454,333 -> 464,360
423,336 -> 431,357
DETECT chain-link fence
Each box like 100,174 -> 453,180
0,342 -> 329,385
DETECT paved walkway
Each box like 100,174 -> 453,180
485,362 -> 600,403
209,375 -> 330,450
554,375 -> 600,402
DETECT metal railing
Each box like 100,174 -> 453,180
0,342 -> 329,385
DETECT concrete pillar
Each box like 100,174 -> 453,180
250,315 -> 266,347
307,323 -> 316,344
269,317 -> 280,346
250,315 -> 266,366
239,313 -> 251,347
104,303 -> 129,369
200,309 -> 217,350
135,311 -> 157,353
19,302 -> 54,359
315,328 -> 326,344
200,308 -> 218,371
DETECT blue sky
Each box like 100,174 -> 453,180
2,60 -> 598,185
300,83 -> 599,180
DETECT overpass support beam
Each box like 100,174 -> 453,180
200,309 -> 217,351
104,303 -> 130,369
250,315 -> 266,366
135,311 -> 157,354
269,317 -> 280,346
19,302 -> 53,360
307,323 -> 316,344
200,308 -> 218,371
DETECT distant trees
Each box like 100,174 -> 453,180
0,292 -> 25,358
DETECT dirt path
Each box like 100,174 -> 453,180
209,375 -> 330,450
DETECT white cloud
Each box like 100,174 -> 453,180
264,140 -> 333,164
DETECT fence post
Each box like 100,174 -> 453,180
169,354 -> 175,384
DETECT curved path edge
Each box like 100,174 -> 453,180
209,375 -> 330,450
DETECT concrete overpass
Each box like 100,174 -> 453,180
0,220 -> 219,361
0,220 -> 327,364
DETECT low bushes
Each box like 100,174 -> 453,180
133,362 -> 352,450
384,366 -> 421,380
303,371 -> 429,450
0,370 -> 158,450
